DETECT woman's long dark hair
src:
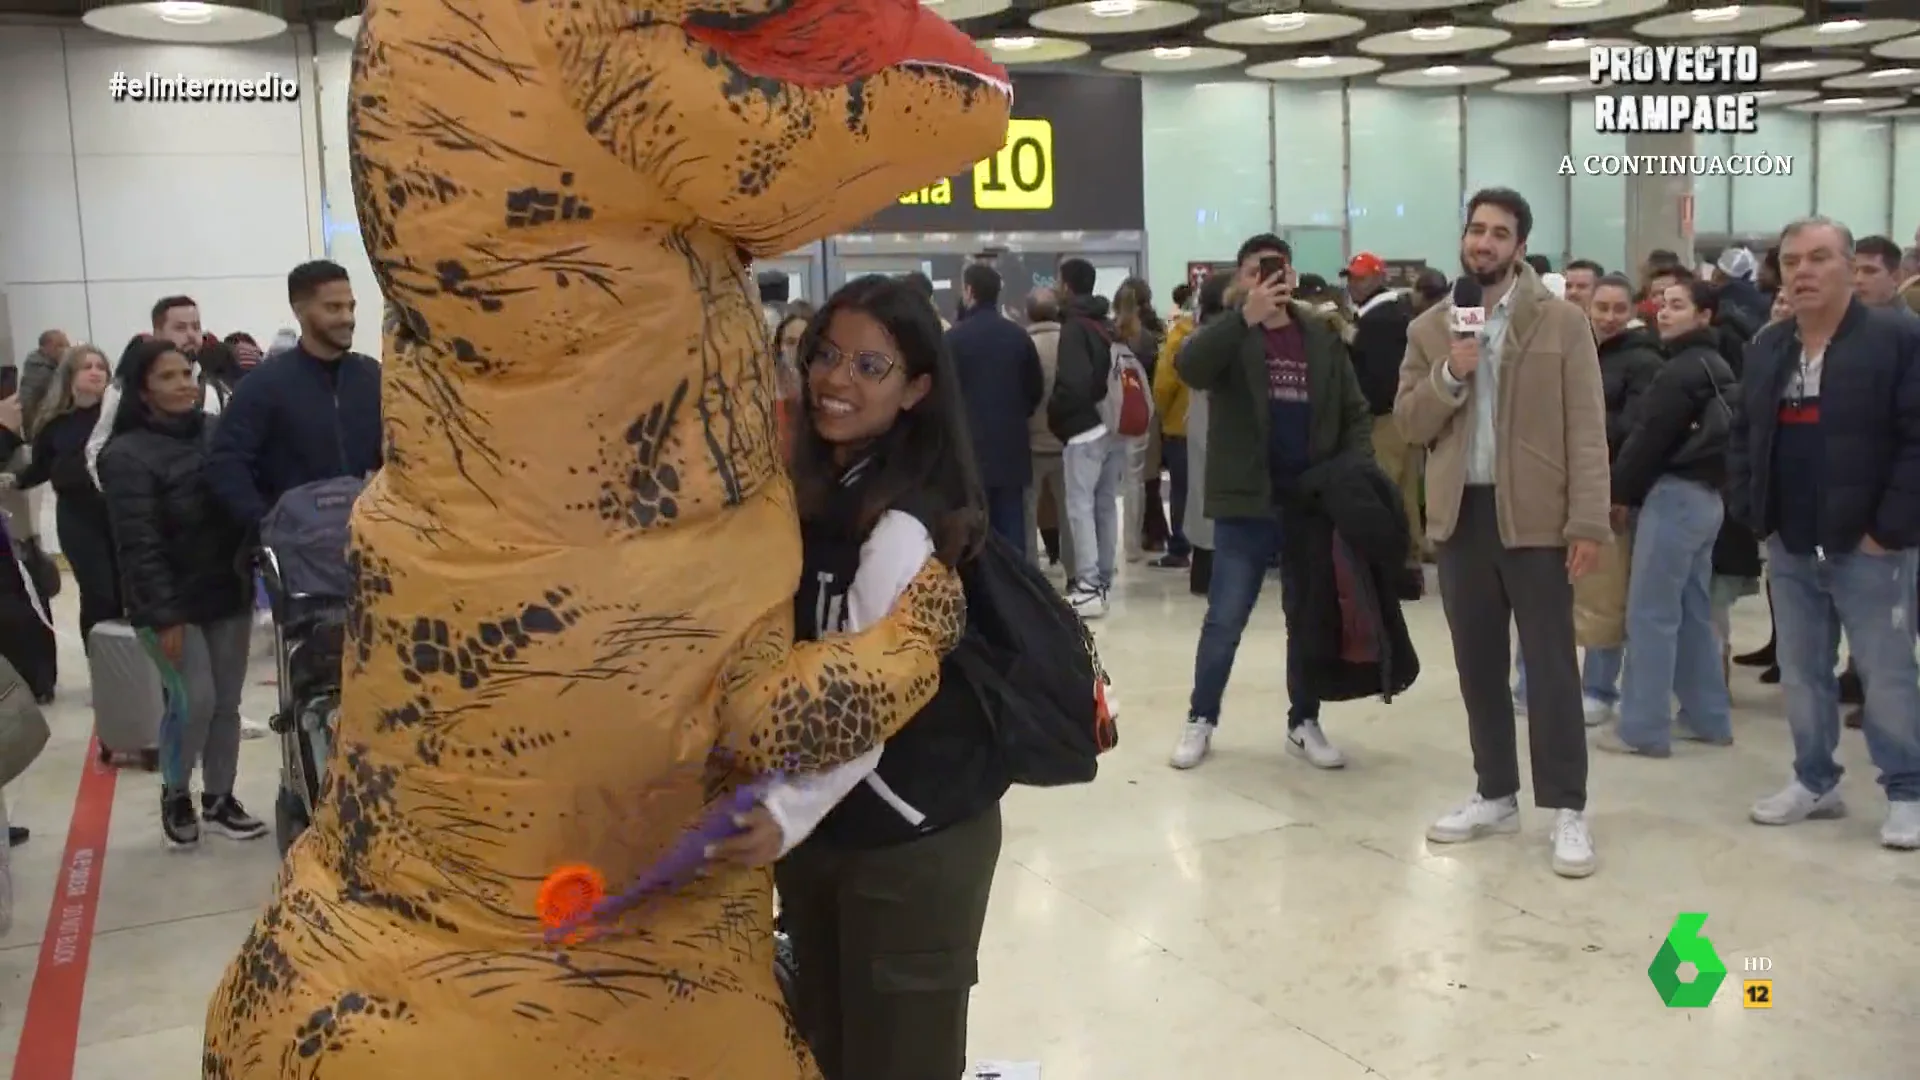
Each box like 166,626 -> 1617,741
111,337 -> 196,436
790,274 -> 986,566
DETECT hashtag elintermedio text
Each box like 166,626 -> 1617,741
108,72 -> 300,104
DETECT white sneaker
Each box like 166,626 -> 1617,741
1882,802 -> 1920,850
239,716 -> 269,740
1550,808 -> 1596,878
1511,694 -> 1527,718
1581,695 -> 1615,728
1068,584 -> 1108,620
1426,793 -> 1520,844
1168,720 -> 1213,770
1749,779 -> 1847,826
1286,721 -> 1345,769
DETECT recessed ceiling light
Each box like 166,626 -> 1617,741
1769,60 -> 1816,73
1826,97 -> 1864,104
1089,0 -> 1142,17
1410,25 -> 1456,41
1260,12 -> 1309,31
1869,68 -> 1917,77
1294,55 -> 1336,66
1551,0 -> 1605,8
156,0 -> 215,23
1544,38 -> 1589,50
1691,6 -> 1742,23
1817,20 -> 1865,34
1538,74 -> 1581,84
1425,64 -> 1461,75
993,36 -> 1037,49
1153,45 -> 1193,58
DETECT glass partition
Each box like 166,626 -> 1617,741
1348,87 -> 1462,270
1567,96 -> 1627,275
1814,117 -> 1893,240
1465,93 -> 1570,266
1897,120 -> 1920,251
1730,110 -> 1814,234
1141,78 -> 1272,300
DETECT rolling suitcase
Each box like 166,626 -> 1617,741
88,621 -> 162,771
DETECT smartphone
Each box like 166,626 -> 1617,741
1258,256 -> 1288,282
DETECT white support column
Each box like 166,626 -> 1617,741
1623,129 -> 1696,274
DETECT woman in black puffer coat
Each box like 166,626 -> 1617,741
99,338 -> 265,848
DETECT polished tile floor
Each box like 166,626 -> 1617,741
1,564 -> 1917,1079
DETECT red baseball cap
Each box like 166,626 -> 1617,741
1342,252 -> 1386,278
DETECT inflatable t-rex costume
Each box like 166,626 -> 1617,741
202,2 -> 1009,1076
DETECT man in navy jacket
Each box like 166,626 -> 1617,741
947,263 -> 1043,555
206,261 -> 382,527
1727,216 -> 1920,851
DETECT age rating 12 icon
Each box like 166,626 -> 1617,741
1649,913 -> 1728,1007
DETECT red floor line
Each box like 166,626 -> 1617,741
11,737 -> 119,1080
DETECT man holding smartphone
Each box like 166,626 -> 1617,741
1167,234 -> 1372,772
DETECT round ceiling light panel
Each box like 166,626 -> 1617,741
920,0 -> 1014,20
1762,17 -> 1918,48
82,2 -> 289,43
1378,63 -> 1509,87
1869,105 -> 1920,117
1359,25 -> 1512,56
976,36 -> 1092,63
1246,54 -> 1384,80
1205,12 -> 1368,46
1492,73 -> 1600,93
1492,0 -> 1669,26
1874,35 -> 1920,61
1493,36 -> 1633,65
1824,67 -> 1920,90
1334,0 -> 1492,11
1028,0 -> 1200,35
1103,45 -> 1247,72
334,15 -> 360,41
1786,96 -> 1905,113
1761,58 -> 1865,82
1633,5 -> 1802,38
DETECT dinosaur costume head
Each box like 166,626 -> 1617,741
610,0 -> 1011,252
204,3 -> 1007,1078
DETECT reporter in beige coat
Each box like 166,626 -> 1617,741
1393,187 -> 1612,880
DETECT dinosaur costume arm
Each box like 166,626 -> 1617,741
718,557 -> 963,774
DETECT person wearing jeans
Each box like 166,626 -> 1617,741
100,338 -> 266,846
1727,216 -> 1920,850
1166,233 -> 1372,771
1048,258 -> 1120,617
1513,645 -> 1622,722
1599,282 -> 1738,756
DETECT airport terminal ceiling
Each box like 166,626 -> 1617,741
12,2 -> 1913,116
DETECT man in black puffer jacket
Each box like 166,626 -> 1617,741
1341,252 -> 1421,567
1589,275 -> 1664,458
1728,217 -> 1920,851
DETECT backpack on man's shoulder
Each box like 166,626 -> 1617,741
1076,316 -> 1154,439
951,532 -> 1117,786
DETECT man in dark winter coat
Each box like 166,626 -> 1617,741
1728,216 -> 1920,850
1341,252 -> 1421,565
1048,257 -> 1120,618
947,263 -> 1043,554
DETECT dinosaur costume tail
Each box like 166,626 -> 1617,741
202,2 -> 1008,1077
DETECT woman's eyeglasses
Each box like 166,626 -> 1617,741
809,342 -> 897,382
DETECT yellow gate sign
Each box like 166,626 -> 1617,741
972,119 -> 1054,211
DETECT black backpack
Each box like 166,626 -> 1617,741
950,532 -> 1116,786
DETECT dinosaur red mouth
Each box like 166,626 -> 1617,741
685,0 -> 1011,95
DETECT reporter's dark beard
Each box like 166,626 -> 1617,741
1460,256 -> 1515,289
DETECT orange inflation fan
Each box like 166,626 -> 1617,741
539,865 -> 606,944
